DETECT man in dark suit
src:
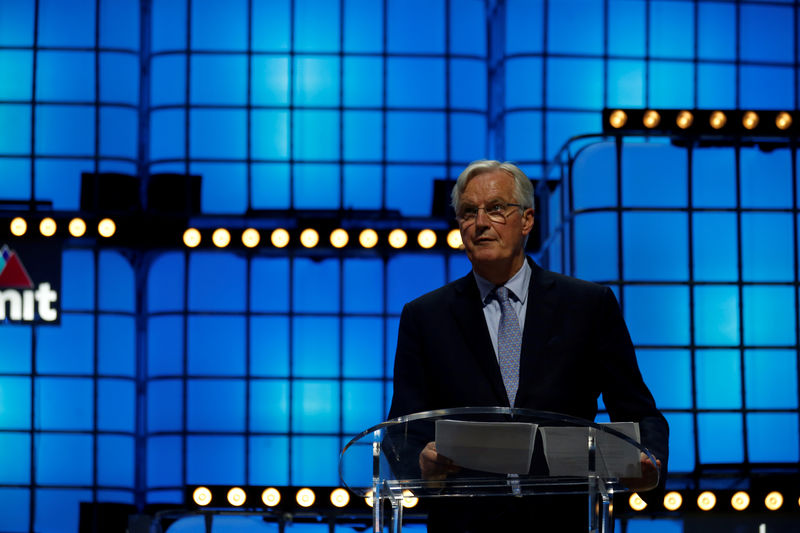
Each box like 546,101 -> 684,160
387,160 -> 668,532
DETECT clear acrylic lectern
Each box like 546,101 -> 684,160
339,407 -> 659,533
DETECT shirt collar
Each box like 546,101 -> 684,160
474,259 -> 532,305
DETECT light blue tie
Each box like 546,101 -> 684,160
496,286 -> 522,407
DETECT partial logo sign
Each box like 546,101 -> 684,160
0,244 -> 60,324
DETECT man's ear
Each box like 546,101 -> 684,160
521,208 -> 535,236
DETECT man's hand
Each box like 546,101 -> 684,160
621,453 -> 661,491
419,441 -> 461,480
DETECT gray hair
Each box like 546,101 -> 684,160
450,160 -> 534,213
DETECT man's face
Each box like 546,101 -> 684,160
458,170 -> 534,275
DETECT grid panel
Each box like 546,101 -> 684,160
148,0 -> 487,215
555,141 -> 800,473
142,250 -> 453,491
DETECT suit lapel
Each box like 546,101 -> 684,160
450,273 -> 509,406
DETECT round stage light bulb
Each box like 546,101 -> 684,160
365,489 -> 375,508
193,486 -> 212,507
765,491 -> 783,511
296,488 -> 315,508
629,493 -> 647,511
68,218 -> 87,237
98,218 -> 116,238
10,217 -> 27,236
242,228 -> 260,248
300,228 -> 319,248
212,228 -> 231,248
776,112 -> 792,130
447,229 -> 463,249
742,111 -> 759,130
359,228 -> 378,249
330,228 -> 349,248
183,228 -> 201,248
271,228 -> 290,248
697,491 -> 716,511
39,217 -> 56,237
388,229 -> 407,249
417,229 -> 437,249
262,487 -> 281,507
643,110 -> 661,129
663,491 -> 683,511
609,110 -> 627,129
330,488 -> 350,508
709,111 -> 727,130
676,110 -> 694,129
731,491 -> 750,511
401,490 -> 418,508
227,487 -> 246,507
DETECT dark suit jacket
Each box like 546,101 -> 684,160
388,258 -> 669,483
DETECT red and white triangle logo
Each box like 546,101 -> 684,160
0,245 -> 34,289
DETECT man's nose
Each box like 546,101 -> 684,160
474,206 -> 491,226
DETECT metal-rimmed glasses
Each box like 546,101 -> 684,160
456,202 -> 523,225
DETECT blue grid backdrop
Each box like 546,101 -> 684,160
0,1 -> 799,532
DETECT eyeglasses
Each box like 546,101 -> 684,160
456,202 -> 523,225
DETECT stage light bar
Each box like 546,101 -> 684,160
186,486 -> 371,513
603,108 -> 797,139
615,485 -> 800,517
189,484 -> 800,520
6,215 -> 122,240
2,214 -> 468,253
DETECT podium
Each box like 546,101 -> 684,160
339,407 -> 659,533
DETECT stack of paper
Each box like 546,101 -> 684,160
435,419 -> 538,475
539,422 -> 641,478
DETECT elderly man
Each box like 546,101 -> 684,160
387,160 -> 668,532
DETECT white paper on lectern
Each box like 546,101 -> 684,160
434,420 -> 537,474
539,422 -> 641,478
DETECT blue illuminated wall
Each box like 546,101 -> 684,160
544,141 -> 799,477
0,1 -> 798,532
